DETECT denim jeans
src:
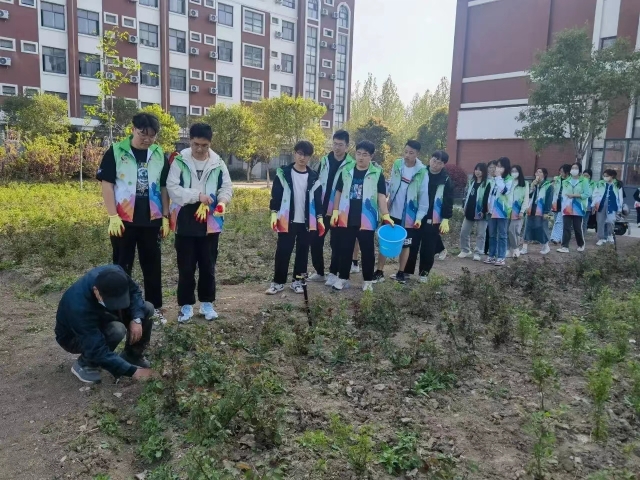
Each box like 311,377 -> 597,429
488,218 -> 508,259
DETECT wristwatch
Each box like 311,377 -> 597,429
133,318 -> 142,324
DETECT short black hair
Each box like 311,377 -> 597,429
294,140 -> 314,157
559,164 -> 572,175
432,150 -> 449,164
405,140 -> 422,152
496,156 -> 511,177
512,164 -> 525,187
537,167 -> 549,180
132,113 -> 160,135
583,168 -> 593,178
487,160 -> 498,167
571,162 -> 582,174
190,123 -> 213,141
603,168 -> 618,178
355,140 -> 375,156
333,129 -> 349,144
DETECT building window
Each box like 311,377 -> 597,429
218,3 -> 233,27
122,16 -> 136,29
20,0 -> 37,6
190,32 -> 202,43
600,37 -> 616,50
169,105 -> 187,125
320,119 -> 331,128
282,0 -> 295,8
190,106 -> 202,116
271,51 -> 278,58
321,89 -> 331,99
322,59 -> 332,68
243,79 -> 262,102
41,2 -> 65,30
204,0 -> 215,7
45,91 -> 67,100
170,67 -> 187,91
334,33 -> 348,128
169,0 -> 186,14
307,0 -> 318,19
0,38 -> 15,51
204,34 -> 215,45
190,69 -> 202,80
243,10 -> 264,35
1,85 -> 17,96
243,44 -> 263,69
78,9 -> 99,36
218,39 -> 233,62
204,71 -> 216,82
23,87 -> 40,96
104,13 -> 118,26
169,28 -> 186,53
323,28 -> 333,38
140,63 -> 159,87
139,23 -> 159,48
281,53 -> 293,74
338,5 -> 349,28
272,17 -> 279,24
281,86 -> 293,96
42,46 -> 66,74
282,20 -> 294,41
21,41 -> 38,54
270,83 -> 278,91
140,0 -> 158,7
305,26 -> 318,100
80,95 -> 99,117
218,76 -> 233,97
79,53 -> 100,78
324,0 -> 334,5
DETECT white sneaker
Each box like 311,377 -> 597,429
332,278 -> 349,291
362,281 -> 373,292
290,280 -> 304,294
520,244 -> 528,255
557,247 -> 570,253
540,244 -> 550,255
438,249 -> 448,261
596,239 -> 607,246
350,263 -> 360,274
178,305 -> 194,323
419,275 -> 429,284
458,251 -> 471,259
473,254 -> 481,261
505,250 -> 511,258
607,235 -> 614,243
199,302 -> 218,321
577,246 -> 585,252
308,273 -> 326,282
325,273 -> 338,287
265,283 -> 285,295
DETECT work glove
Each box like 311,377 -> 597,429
439,218 -> 450,234
195,203 -> 209,223
270,212 -> 278,231
330,210 -> 340,227
161,217 -> 170,238
317,217 -> 326,237
108,214 -> 125,237
213,203 -> 225,217
382,214 -> 394,227
414,219 -> 422,229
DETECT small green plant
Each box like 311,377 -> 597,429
524,410 -> 556,480
587,468 -> 637,480
596,344 -> 624,369
297,430 -> 331,452
610,321 -> 632,359
587,366 -> 613,442
531,357 -> 558,411
516,311 -> 540,348
559,318 -> 590,367
138,434 -> 170,463
626,361 -> 640,415
414,368 -> 457,396
96,411 -> 121,437
147,465 -> 180,480
93,475 -> 111,480
356,287 -> 399,335
378,431 -> 423,474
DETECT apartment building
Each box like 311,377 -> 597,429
0,0 -> 355,131
448,0 -> 640,187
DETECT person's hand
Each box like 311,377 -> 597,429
108,215 -> 125,237
132,368 -> 156,381
213,203 -> 225,217
317,217 -> 326,237
414,219 -> 422,229
382,214 -> 394,227
199,193 -> 213,205
195,203 -> 209,223
592,207 -> 597,214
440,219 -> 450,234
129,321 -> 142,344
270,212 -> 278,231
161,217 -> 170,238
330,210 -> 340,227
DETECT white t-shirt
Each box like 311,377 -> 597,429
292,168 -> 308,224
193,159 -> 207,180
389,162 -> 420,220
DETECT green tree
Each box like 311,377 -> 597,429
94,98 -> 139,141
405,77 -> 450,139
378,76 -> 406,148
134,104 -> 180,153
354,117 -> 395,167
14,93 -> 70,139
416,107 -> 449,155
347,73 -> 379,130
1,95 -> 34,129
517,28 -> 640,160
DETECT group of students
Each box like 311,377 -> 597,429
267,130 -> 454,294
458,158 -> 626,264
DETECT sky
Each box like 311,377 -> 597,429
351,0 -> 457,104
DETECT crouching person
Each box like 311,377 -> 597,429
55,265 -> 155,384
167,123 -> 233,323
266,141 -> 323,295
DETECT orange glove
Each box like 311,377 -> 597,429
330,210 -> 340,227
195,203 -> 209,223
317,217 -> 326,237
213,203 -> 225,217
382,214 -> 394,227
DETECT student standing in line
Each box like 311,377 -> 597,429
97,113 -> 170,324
593,169 -> 624,246
166,123 -> 233,323
458,163 -> 490,261
521,168 -> 553,255
266,141 -> 323,295
308,130 -> 355,286
581,169 -> 595,238
557,162 -> 589,253
550,164 -> 571,244
508,164 -> 529,258
484,157 -> 513,266
330,141 -> 392,292
483,160 -> 498,255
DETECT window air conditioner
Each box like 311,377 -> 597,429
190,85 -> 200,92
209,14 -> 218,22
190,47 -> 200,55
128,35 -> 139,44
189,9 -> 199,17
0,57 -> 12,66
129,75 -> 140,84
209,87 -> 218,95
209,51 -> 218,59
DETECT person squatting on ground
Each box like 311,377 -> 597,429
97,113 -> 170,325
508,164 -> 529,258
550,164 -> 571,244
458,162 -> 490,261
521,168 -> 553,255
484,157 -> 513,266
593,169 -> 624,246
582,169 -> 595,239
557,162 -> 590,253
404,150 -> 454,282
308,130 -> 355,286
330,140 -> 392,292
166,123 -> 233,323
374,140 -> 430,284
266,141 -> 323,295
55,265 -> 155,384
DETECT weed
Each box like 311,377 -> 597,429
611,321 -> 632,359
356,288 -> 399,335
378,431 -> 423,474
147,465 -> 180,480
96,411 -> 120,438
93,475 -> 111,480
524,410 -> 556,480
587,366 -> 613,442
328,414 -> 375,475
438,308 -> 480,364
626,361 -> 640,416
297,430 -> 331,452
516,311 -> 541,349
544,300 -> 562,327
531,357 -> 558,412
138,434 -> 170,463
384,331 -> 441,370
558,318 -> 590,367
455,267 -> 474,298
587,468 -> 638,480
414,368 -> 457,396
596,344 -> 624,369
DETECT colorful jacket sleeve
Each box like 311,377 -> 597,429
416,172 -> 430,221
442,176 -> 454,220
269,175 -> 284,212
166,160 -> 200,206
580,180 -> 591,200
312,180 -> 323,218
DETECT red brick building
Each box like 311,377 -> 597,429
447,0 -> 640,186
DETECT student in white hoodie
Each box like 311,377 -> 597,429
167,123 -> 233,323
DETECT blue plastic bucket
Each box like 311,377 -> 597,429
377,224 -> 407,258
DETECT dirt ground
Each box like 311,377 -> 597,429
1,235 -> 639,480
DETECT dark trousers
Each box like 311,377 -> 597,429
636,207 -> 640,224
405,223 -> 439,276
274,223 -> 310,285
336,227 -> 375,281
175,233 -> 219,306
111,226 -> 163,309
484,225 -> 490,254
58,301 -> 154,363
310,216 -> 340,276
562,215 -> 585,248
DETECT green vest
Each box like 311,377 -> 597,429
510,181 -> 529,219
388,158 -> 427,228
337,163 -> 382,230
318,153 -> 356,214
464,178 -> 489,220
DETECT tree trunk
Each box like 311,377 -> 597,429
246,162 -> 251,182
79,140 -> 84,190
266,165 -> 271,188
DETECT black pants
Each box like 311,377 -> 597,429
274,223 -> 310,285
405,223 -> 439,276
636,207 -> 640,224
336,227 -> 375,281
58,301 -> 154,363
310,216 -> 340,276
111,225 -> 163,309
484,224 -> 490,254
175,234 -> 219,306
562,215 -> 585,248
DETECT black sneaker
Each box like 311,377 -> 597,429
373,270 -> 385,283
120,351 -> 151,369
71,358 -> 101,384
395,271 -> 407,284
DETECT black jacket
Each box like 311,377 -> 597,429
55,265 -> 145,378
175,174 -> 224,237
269,164 -> 321,229
427,168 -> 454,221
